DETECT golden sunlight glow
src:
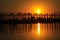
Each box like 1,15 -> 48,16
38,23 -> 40,35
36,9 -> 41,14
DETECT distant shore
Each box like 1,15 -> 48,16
0,12 -> 60,24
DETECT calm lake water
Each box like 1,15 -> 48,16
0,23 -> 60,40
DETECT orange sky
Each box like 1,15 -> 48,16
0,0 -> 60,14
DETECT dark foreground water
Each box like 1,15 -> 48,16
0,22 -> 60,40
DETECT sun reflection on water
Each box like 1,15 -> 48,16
38,23 -> 40,35
29,23 -> 46,37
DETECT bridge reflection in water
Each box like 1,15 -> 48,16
0,23 -> 60,40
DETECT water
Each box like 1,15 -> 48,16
0,23 -> 60,40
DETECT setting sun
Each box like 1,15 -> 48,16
36,9 -> 41,14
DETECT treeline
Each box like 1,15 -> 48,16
0,12 -> 60,21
